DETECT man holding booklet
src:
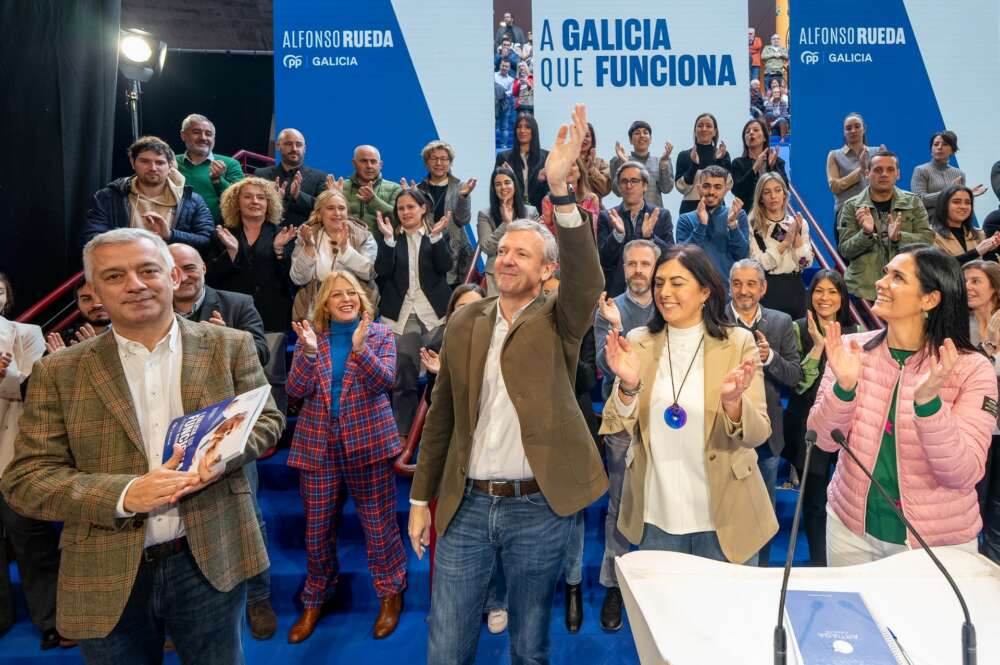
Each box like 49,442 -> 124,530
1,228 -> 284,664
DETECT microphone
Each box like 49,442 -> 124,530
773,429 -> 816,665
831,428 -> 977,665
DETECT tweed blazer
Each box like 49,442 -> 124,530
411,217 -> 608,535
0,316 -> 285,639
600,325 -> 777,564
286,321 -> 400,470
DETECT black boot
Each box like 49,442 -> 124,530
565,583 -> 583,633
600,587 -> 623,631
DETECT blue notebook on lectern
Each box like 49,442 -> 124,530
785,590 -> 905,664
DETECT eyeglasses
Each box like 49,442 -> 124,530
619,178 -> 643,187
427,156 -> 451,163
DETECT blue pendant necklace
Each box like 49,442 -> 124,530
664,329 -> 704,429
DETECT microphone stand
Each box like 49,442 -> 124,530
832,428 -> 977,665
774,430 -> 817,665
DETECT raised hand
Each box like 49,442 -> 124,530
972,184 -> 988,197
399,177 -> 418,191
207,310 -> 226,326
544,103 -> 588,195
715,140 -> 728,160
696,198 -> 709,226
607,208 -> 625,234
597,291 -> 623,331
914,338 -> 958,405
430,211 -> 451,237
887,211 -> 902,242
142,212 -> 170,239
275,177 -> 288,199
768,146 -> 779,166
824,321 -> 861,392
273,225 -> 297,251
727,197 -> 744,226
459,178 -> 477,197
74,323 -> 97,342
209,159 -> 226,181
215,226 -> 239,255
754,329 -> 771,364
500,200 -> 514,225
859,148 -> 870,173
805,310 -> 825,349
753,150 -> 768,174
289,171 -> 303,200
45,332 -> 66,354
375,211 -> 395,242
352,311 -> 371,352
291,319 -> 318,356
326,174 -> 345,192
720,358 -> 756,419
614,141 -> 627,162
855,206 -> 875,234
641,207 -> 661,238
298,223 -> 316,249
419,347 -> 440,374
660,141 -> 674,161
605,330 -> 641,390
689,146 -> 700,165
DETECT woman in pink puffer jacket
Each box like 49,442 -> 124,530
809,245 -> 996,566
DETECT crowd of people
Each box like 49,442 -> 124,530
1,17 -> 1000,665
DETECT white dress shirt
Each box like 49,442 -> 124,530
382,228 -> 445,335
114,319 -> 187,547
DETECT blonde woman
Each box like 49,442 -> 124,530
747,172 -> 813,318
210,176 -> 296,331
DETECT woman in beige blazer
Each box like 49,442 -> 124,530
601,244 -> 777,564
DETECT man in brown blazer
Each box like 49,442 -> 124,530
1,228 -> 284,664
408,104 -> 608,665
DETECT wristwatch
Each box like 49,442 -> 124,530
548,186 -> 576,207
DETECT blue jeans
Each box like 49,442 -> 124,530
563,511 -> 585,586
750,65 -> 760,81
756,447 -> 780,567
428,484 -> 573,665
78,547 -> 246,665
243,461 -> 271,604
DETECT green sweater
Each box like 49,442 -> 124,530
341,175 -> 403,234
176,153 -> 244,224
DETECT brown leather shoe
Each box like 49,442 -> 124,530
372,591 -> 403,639
247,599 -> 277,640
288,607 -> 324,644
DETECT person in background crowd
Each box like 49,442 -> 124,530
749,28 -> 763,82
493,35 -> 521,73
513,62 -> 534,115
747,173 -> 812,319
826,113 -> 878,230
783,270 -> 861,566
44,282 -> 111,354
675,113 -> 732,215
1,228 -> 284,662
419,284 -> 486,409
167,242 -> 275,639
726,259 -> 802,566
82,136 -> 214,250
285,272 -> 406,643
601,244 -> 776,566
333,145 -> 402,234
749,79 -> 765,120
374,188 -> 452,439
763,85 -> 790,140
209,177 -> 296,332
494,11 -> 526,47
290,189 -> 377,321
580,122 -> 612,198
494,60 -> 516,151
962,260 -> 1000,565
597,161 -> 674,297
540,158 -> 600,237
415,140 -> 477,287
610,120 -> 675,209
809,245 -> 996,566
477,166 -> 539,296
593,239 -> 659,630
254,128 -> 328,228
731,118 -> 788,210
175,114 -> 245,225
761,34 -> 788,90
675,165 -> 748,283
495,112 -> 550,209
911,130 -> 988,217
931,184 -> 1000,263
0,275 -> 68,651
838,151 -> 935,302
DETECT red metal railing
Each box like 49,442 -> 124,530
15,270 -> 85,329
232,149 -> 275,174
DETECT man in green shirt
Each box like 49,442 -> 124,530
338,145 -> 402,234
176,113 -> 244,224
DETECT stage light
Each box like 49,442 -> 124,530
121,34 -> 153,64
118,28 -> 168,143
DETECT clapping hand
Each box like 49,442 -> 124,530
660,141 -> 674,162
209,159 -> 226,181
887,211 -> 902,242
357,184 -> 375,202
459,178 -> 477,197
430,211 -> 452,237
352,311 -> 371,352
289,171 -> 303,200
614,141 -> 627,162
400,177 -> 418,191
752,150 -> 768,174
500,200 -> 514,225
607,208 -> 625,234
855,206 -> 875,234
914,338 -> 958,405
720,358 -> 756,419
972,183 -> 988,197
75,323 -> 98,342
689,146 -> 700,165
767,147 -> 779,166
298,223 -> 316,249
696,198 -> 709,226
727,197 -> 744,227
419,347 -> 440,374
805,311 -> 825,350
207,310 -> 226,326
977,231 -> 1000,257
715,141 -> 728,160
326,174 -> 345,192
273,225 -> 297,252
215,226 -> 240,255
0,352 -> 11,380
605,330 -> 641,391
597,291 -> 622,331
641,206 -> 661,238
142,212 -> 170,239
375,211 -> 395,243
45,332 -> 66,354
291,319 -> 318,356
754,330 -> 771,364
824,321 -> 861,392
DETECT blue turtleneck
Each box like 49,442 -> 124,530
328,319 -> 356,418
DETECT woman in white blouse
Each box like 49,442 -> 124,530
290,189 -> 377,319
747,173 -> 813,319
600,245 -> 776,564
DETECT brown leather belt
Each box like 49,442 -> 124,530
142,537 -> 188,564
469,478 -> 540,497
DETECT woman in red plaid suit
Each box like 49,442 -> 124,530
285,270 -> 406,643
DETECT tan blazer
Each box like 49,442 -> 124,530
411,219 -> 608,535
0,317 -> 285,639
933,227 -> 985,259
600,325 -> 777,564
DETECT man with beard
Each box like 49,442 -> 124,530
335,145 -> 402,234
176,114 -> 245,225
597,161 -> 673,297
81,136 -> 215,251
609,120 -> 675,208
675,164 -> 749,286
593,238 -> 659,630
254,128 -> 328,228
44,283 -> 111,354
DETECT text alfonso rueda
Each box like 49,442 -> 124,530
537,18 -> 737,91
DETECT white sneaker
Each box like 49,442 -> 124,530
487,609 -> 508,634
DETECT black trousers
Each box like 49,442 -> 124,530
0,494 -> 59,635
979,435 -> 1000,565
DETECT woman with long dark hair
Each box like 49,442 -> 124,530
930,184 -> 1000,263
911,130 -> 988,217
809,245 -> 997,565
580,122 -> 612,198
476,166 -> 539,296
730,118 -> 787,208
494,112 -> 549,208
601,245 -> 776,564
674,113 -> 732,215
782,270 -> 861,565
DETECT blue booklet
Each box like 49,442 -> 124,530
785,590 -> 905,665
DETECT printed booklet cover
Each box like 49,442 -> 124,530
160,385 -> 271,473
785,590 -> 905,665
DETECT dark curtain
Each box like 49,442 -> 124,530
0,0 -> 121,316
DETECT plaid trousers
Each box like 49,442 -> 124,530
298,460 -> 407,607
